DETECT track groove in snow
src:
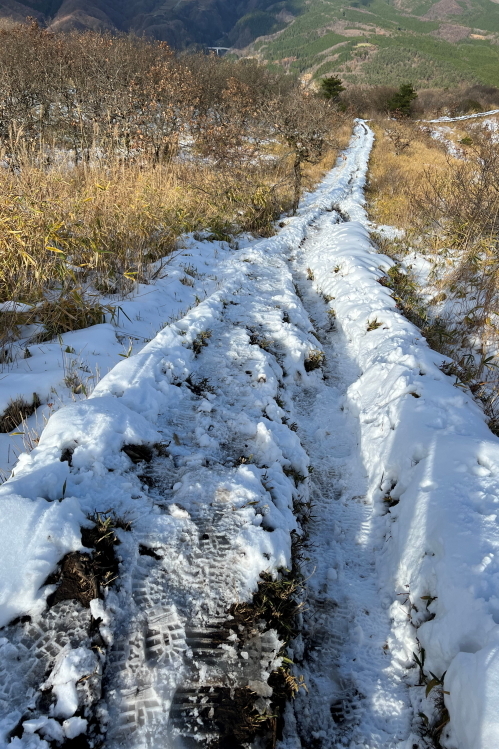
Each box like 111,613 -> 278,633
283,214 -> 410,748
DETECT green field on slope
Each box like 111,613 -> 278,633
248,0 -> 499,87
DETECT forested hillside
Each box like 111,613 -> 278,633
1,0 -> 499,88
249,0 -> 499,87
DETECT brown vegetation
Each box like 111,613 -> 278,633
337,83 -> 499,119
0,22 -> 347,349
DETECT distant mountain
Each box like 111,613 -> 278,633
248,0 -> 499,88
0,0 -> 285,47
0,0 -> 499,88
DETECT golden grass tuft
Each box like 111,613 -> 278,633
0,393 -> 40,433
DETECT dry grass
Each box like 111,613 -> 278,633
368,119 -> 499,432
0,121 -> 350,348
0,25 -> 351,350
367,120 -> 451,232
0,394 -> 41,433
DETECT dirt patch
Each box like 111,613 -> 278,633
304,349 -> 325,372
214,687 -> 268,748
228,572 -> 300,641
46,552 -> 98,608
433,23 -> 470,42
47,513 -> 126,608
221,571 -> 303,747
121,443 -> 154,464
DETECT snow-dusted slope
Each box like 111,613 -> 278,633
1,121 -> 499,749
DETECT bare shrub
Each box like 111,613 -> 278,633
0,23 -> 347,349
269,90 -> 340,214
0,393 -> 41,433
340,85 -> 398,118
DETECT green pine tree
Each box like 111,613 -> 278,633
319,76 -> 345,101
387,83 -> 418,116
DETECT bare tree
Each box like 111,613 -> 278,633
269,89 -> 338,214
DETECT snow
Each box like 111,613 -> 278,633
0,129 -> 373,748
0,238 -> 236,478
445,644 -> 499,749
61,717 -> 88,739
303,132 -> 499,747
0,119 -> 499,748
0,495 -> 84,626
426,125 -> 463,157
424,109 -> 499,123
42,647 -> 98,719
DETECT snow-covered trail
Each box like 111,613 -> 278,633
6,118 -> 499,749
0,121 -> 414,749
281,216 -> 410,749
423,108 -> 499,123
97,122 -> 411,749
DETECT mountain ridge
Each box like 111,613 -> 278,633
0,0 -> 499,88
0,0 -> 271,46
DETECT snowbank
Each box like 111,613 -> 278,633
305,127 -> 499,749
0,495 -> 84,625
0,236 -> 234,477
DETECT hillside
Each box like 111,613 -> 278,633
1,0 -> 499,86
0,0 -> 269,46
1,116 -> 499,749
1,22 -> 499,746
246,0 -> 499,88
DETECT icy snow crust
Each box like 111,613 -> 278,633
0,121 -> 498,748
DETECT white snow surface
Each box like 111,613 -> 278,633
0,121 -> 499,748
301,143 -> 499,746
424,108 -> 499,123
0,236 -> 238,478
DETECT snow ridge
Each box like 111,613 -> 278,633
423,109 -> 499,123
303,134 -> 499,747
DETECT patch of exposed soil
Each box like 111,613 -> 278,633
219,572 -> 302,747
46,552 -> 98,608
433,23 -> 470,41
213,687 -> 270,749
121,443 -> 154,464
47,515 -> 122,608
